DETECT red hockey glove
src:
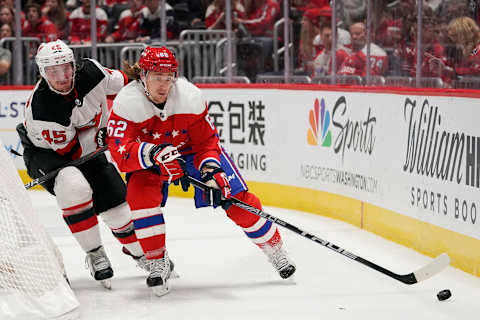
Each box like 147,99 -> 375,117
200,164 -> 232,210
149,144 -> 185,184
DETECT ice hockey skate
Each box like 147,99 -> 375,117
145,251 -> 172,297
122,247 -> 179,278
263,245 -> 296,279
85,246 -> 114,289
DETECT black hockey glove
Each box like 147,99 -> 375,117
95,127 -> 108,148
172,159 -> 190,192
200,164 -> 232,210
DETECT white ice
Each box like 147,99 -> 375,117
28,190 -> 480,320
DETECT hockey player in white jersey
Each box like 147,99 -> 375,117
16,40 -> 151,289
106,46 -> 296,297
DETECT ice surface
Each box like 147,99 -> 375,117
27,191 -> 480,320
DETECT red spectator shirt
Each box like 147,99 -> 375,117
110,6 -> 145,42
68,6 -> 108,43
454,44 -> 480,76
205,3 -> 245,29
312,46 -> 350,77
242,0 -> 280,37
22,16 -> 58,42
338,43 -> 388,76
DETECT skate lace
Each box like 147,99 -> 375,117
270,249 -> 289,271
85,247 -> 110,272
147,257 -> 170,279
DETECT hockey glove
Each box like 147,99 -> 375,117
200,164 -> 232,210
95,127 -> 108,148
149,144 -> 186,184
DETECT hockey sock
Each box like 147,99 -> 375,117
226,191 -> 283,248
101,203 -> 144,257
62,200 -> 101,252
132,207 -> 166,260
111,221 -> 144,257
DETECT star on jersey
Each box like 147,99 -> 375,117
152,132 -> 162,139
118,145 -> 126,154
142,128 -> 149,134
172,130 -> 179,137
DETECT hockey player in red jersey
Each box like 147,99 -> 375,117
16,40 -> 150,289
107,46 -> 296,297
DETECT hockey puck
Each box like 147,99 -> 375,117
437,289 -> 452,301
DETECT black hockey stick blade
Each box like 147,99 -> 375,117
187,176 -> 450,285
24,145 -> 108,190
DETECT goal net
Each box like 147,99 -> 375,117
0,138 -> 79,320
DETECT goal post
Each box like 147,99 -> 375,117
0,138 -> 79,320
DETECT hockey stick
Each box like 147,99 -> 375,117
187,176 -> 450,285
24,145 -> 108,190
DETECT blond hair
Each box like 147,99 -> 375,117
299,16 -> 317,63
447,16 -> 480,57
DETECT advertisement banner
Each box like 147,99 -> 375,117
202,89 -> 479,241
0,89 -> 30,169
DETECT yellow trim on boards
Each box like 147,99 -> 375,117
19,170 -> 480,277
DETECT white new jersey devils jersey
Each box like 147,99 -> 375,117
24,58 -> 127,159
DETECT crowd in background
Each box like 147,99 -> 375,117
2,0 -> 480,86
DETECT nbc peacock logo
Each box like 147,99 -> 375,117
307,98 -> 332,147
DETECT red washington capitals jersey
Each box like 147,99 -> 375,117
107,78 -> 221,173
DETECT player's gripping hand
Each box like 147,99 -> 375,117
148,144 -> 185,184
200,163 -> 232,210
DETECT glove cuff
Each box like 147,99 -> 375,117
142,143 -> 156,167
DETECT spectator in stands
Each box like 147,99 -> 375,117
292,0 -> 329,11
0,39 -> 10,80
42,0 -> 69,40
65,0 -> 78,11
168,0 -> 207,30
297,7 -> 321,75
234,0 -> 280,37
431,16 -> 480,77
0,44 -> 10,83
438,1 -> 472,24
105,0 -> 144,42
0,6 -> 14,29
22,2 -> 58,43
68,0 -> 108,44
337,21 -> 388,77
0,21 -> 11,83
233,0 -> 280,81
137,0 -> 176,41
373,0 -> 409,49
312,23 -> 350,77
393,8 -> 448,80
205,0 -> 245,30
0,22 -> 12,38
309,6 -> 351,53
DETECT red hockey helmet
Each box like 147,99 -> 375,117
138,46 -> 178,75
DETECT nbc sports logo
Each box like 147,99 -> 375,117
307,98 -> 332,147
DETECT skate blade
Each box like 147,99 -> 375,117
100,279 -> 112,289
151,284 -> 170,297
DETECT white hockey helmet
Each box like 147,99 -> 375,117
35,40 -> 76,94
